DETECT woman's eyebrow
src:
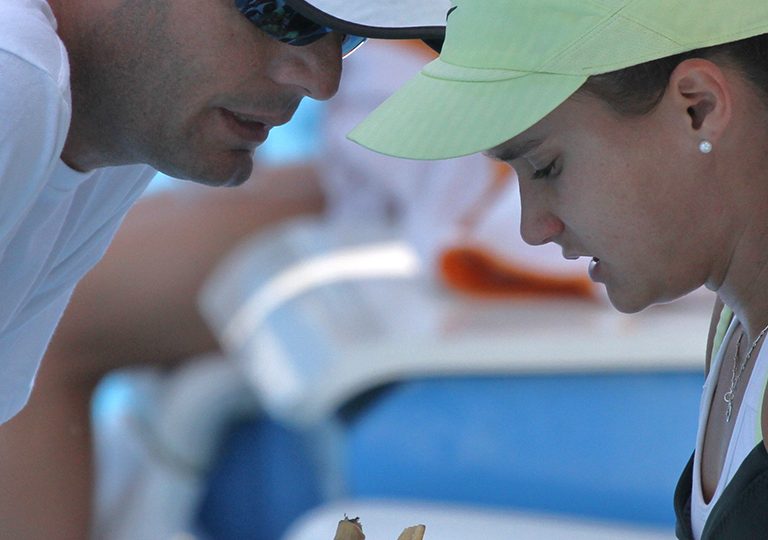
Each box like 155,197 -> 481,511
484,138 -> 544,163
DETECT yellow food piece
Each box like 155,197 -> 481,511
334,517 -> 365,540
333,516 -> 426,539
397,525 -> 426,540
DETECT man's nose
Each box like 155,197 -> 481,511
269,33 -> 342,100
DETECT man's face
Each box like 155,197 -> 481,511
486,90 -> 725,313
66,0 -> 342,185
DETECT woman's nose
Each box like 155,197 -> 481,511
518,187 -> 564,246
269,33 -> 342,100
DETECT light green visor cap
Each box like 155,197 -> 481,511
349,0 -> 768,160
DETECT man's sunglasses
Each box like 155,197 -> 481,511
235,0 -> 367,58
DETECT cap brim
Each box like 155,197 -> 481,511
288,0 -> 450,39
348,59 -> 587,160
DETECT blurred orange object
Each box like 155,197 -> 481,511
439,245 -> 595,298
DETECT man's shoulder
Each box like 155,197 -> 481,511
0,0 -> 68,85
0,0 -> 71,170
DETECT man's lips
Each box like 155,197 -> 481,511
220,108 -> 292,144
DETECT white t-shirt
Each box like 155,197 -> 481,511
0,0 -> 154,423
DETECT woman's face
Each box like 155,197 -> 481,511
486,89 -> 726,313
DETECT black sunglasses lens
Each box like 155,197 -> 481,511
236,0 -> 330,46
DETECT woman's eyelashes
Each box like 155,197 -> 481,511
530,158 -> 559,179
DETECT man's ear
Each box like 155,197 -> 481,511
667,58 -> 733,142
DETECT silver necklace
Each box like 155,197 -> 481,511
723,322 -> 768,422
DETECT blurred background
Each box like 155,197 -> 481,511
18,40 -> 715,539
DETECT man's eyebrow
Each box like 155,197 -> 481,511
484,139 -> 544,163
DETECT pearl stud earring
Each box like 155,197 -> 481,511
699,140 -> 713,154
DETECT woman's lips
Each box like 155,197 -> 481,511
220,108 -> 270,144
588,257 -> 602,281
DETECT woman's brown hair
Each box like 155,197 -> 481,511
579,33 -> 768,116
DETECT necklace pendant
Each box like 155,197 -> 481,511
724,390 -> 735,423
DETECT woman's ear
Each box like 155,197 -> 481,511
667,58 -> 733,142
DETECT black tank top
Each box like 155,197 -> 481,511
674,442 -> 768,539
